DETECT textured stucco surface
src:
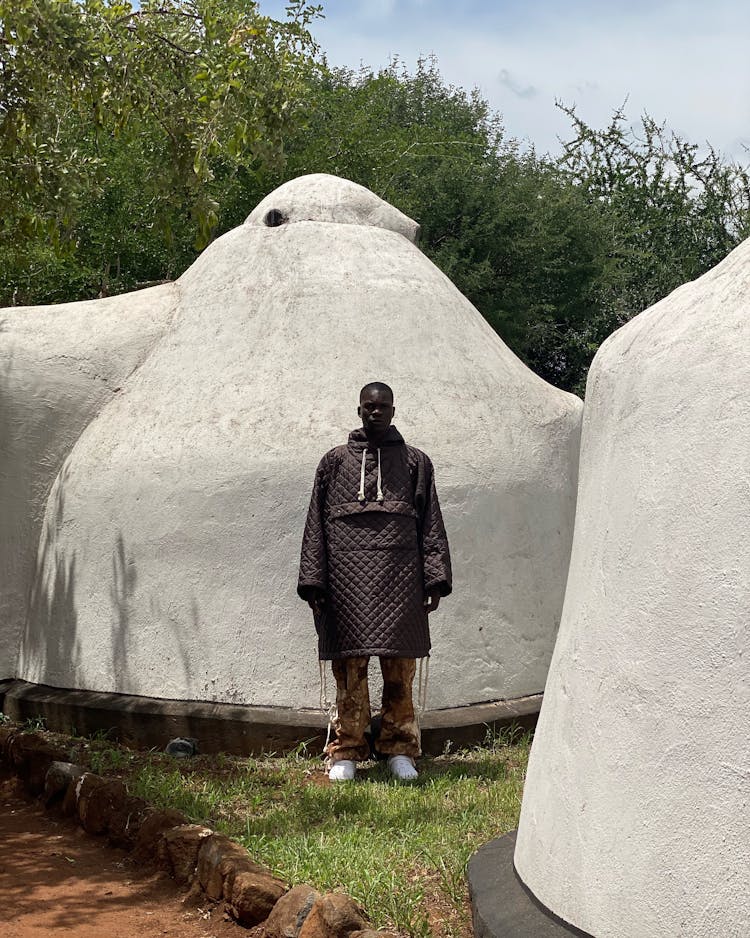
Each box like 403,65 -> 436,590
4,173 -> 581,710
0,286 -> 176,679
514,239 -> 750,936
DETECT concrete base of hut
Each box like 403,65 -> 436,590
468,831 -> 592,938
0,679 -> 539,756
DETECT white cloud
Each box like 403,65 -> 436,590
265,0 -> 750,160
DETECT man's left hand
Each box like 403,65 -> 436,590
424,589 -> 441,613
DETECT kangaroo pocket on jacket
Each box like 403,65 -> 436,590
328,504 -> 419,552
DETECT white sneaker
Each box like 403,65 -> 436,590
388,755 -> 418,781
328,759 -> 356,781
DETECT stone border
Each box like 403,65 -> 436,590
0,679 -> 541,755
468,830 -> 592,937
0,723 -> 397,938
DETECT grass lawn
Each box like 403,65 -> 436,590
81,728 -> 530,938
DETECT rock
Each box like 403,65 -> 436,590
133,807 -> 188,862
264,885 -> 321,938
7,732 -> 68,793
80,778 -> 127,835
7,731 -> 45,770
157,824 -> 213,884
26,744 -> 69,794
297,894 -> 369,938
197,834 -> 267,902
63,771 -> 105,818
44,761 -> 84,806
350,931 -> 397,938
0,725 -> 16,758
228,868 -> 287,927
107,795 -> 150,849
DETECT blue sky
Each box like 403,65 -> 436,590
262,0 -> 750,161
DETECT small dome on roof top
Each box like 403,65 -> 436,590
245,173 -> 420,243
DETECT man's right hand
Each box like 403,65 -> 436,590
307,591 -> 326,615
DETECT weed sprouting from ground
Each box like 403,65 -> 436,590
22,714 -> 47,731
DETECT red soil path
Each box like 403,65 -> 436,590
0,772 -> 243,938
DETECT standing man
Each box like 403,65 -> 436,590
298,382 -> 452,781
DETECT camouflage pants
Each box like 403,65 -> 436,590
327,657 -> 420,763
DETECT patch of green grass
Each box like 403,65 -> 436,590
119,728 -> 530,938
87,743 -> 133,775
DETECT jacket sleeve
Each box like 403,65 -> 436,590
297,454 -> 329,601
420,456 -> 452,596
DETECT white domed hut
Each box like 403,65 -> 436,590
514,239 -> 750,936
1,174 -> 581,745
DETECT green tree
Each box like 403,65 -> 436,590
0,0 -> 321,301
557,103 -> 750,368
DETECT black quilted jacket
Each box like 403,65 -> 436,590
298,426 -> 452,659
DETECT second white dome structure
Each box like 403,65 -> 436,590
514,239 -> 750,936
8,174 -> 582,716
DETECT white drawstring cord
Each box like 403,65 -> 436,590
357,450 -> 367,503
357,447 -> 385,503
416,657 -> 429,713
319,660 -> 337,751
415,657 -> 429,752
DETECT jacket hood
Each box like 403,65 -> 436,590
347,425 -> 405,451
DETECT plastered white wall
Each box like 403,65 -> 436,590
5,175 -> 582,710
0,286 -> 175,678
514,239 -> 750,937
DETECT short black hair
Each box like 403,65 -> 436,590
359,381 -> 394,402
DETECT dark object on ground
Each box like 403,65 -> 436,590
468,830 -> 592,937
165,737 -> 199,758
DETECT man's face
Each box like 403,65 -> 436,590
358,388 -> 395,436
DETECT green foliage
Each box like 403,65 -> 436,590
87,741 -> 131,774
0,0 -> 321,302
555,103 -> 750,389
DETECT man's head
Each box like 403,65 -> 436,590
358,382 -> 395,439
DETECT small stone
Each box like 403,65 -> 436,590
107,795 -> 150,849
350,931 -> 398,938
8,733 -> 68,793
264,884 -> 321,938
0,726 -> 16,758
157,824 -> 213,884
228,868 -> 287,927
44,761 -> 84,806
197,834 -> 267,901
297,894 -> 369,938
80,778 -> 127,835
133,808 -> 188,862
65,772 -> 105,819
8,731 -> 45,770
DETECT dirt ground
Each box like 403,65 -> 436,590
0,771 -> 244,938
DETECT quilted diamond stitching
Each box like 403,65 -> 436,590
298,430 -> 451,658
